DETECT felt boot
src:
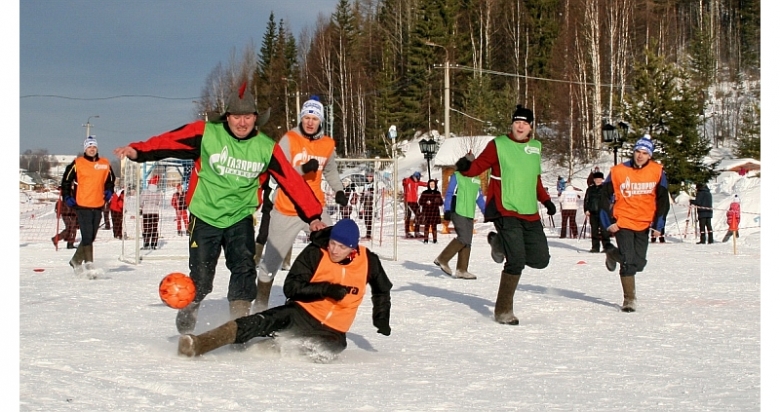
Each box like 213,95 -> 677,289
176,301 -> 201,334
253,278 -> 274,313
178,320 -> 238,357
620,276 -> 636,312
487,231 -> 505,264
229,300 -> 252,320
254,243 -> 265,266
494,272 -> 520,325
453,246 -> 477,279
69,244 -> 86,275
434,239 -> 464,276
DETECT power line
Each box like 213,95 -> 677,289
20,94 -> 200,101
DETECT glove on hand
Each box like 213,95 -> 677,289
301,158 -> 319,174
325,284 -> 349,301
65,197 -> 77,208
335,191 -> 349,207
543,199 -> 556,216
104,190 -> 113,202
455,156 -> 472,173
443,211 -> 452,221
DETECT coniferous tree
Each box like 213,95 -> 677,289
735,101 -> 760,160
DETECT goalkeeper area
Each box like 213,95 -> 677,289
20,157 -> 401,264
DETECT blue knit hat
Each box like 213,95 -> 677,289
330,219 -> 360,249
634,135 -> 654,156
299,95 -> 324,123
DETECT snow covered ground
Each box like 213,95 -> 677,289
15,139 -> 770,410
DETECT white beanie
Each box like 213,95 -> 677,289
299,96 -> 324,123
84,136 -> 98,150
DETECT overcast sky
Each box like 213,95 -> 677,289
19,0 -> 341,155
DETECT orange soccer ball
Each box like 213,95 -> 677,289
158,272 -> 196,309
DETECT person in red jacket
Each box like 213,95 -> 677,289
455,105 -> 556,325
178,219 -> 392,362
109,188 -> 124,240
52,186 -> 79,249
402,171 -> 427,238
171,184 -> 189,236
722,195 -> 741,242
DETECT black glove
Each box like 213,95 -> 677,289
376,322 -> 390,336
443,211 -> 452,221
325,284 -> 348,301
455,156 -> 472,172
335,190 -> 348,207
301,158 -> 319,174
543,199 -> 556,216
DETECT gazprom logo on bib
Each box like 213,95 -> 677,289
524,145 -> 541,155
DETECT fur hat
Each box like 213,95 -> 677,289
592,171 -> 604,179
330,219 -> 360,249
634,135 -> 654,155
84,136 -> 98,150
511,105 -> 534,124
299,96 -> 325,124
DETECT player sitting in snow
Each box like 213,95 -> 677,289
178,219 -> 392,361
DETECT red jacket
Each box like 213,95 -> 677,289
402,177 -> 427,203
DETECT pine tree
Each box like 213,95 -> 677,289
735,101 -> 760,160
624,44 -> 717,194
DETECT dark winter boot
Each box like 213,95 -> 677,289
66,242 -> 76,249
494,272 -> 520,325
254,243 -> 265,266
434,239 -> 464,276
176,301 -> 201,334
178,320 -> 238,357
707,232 -> 714,244
69,244 -> 86,275
487,231 -> 505,264
229,300 -> 252,320
605,245 -> 620,272
696,233 -> 706,244
620,276 -> 636,312
454,246 -> 477,280
253,278 -> 274,313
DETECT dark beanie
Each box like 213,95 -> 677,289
330,219 -> 360,249
593,172 -> 604,179
512,105 -> 534,124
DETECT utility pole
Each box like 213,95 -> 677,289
424,41 -> 450,139
83,115 -> 99,138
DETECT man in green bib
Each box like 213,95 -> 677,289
114,82 -> 326,334
455,105 -> 556,325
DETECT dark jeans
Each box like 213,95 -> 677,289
614,228 -> 650,276
234,302 -> 347,354
492,216 -> 550,276
560,210 -> 578,238
57,214 -> 79,243
75,208 -> 102,246
589,213 -> 612,250
189,214 -> 256,302
698,218 -> 713,242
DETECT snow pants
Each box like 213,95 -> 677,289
492,216 -> 550,276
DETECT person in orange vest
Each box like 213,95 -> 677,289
61,136 -> 116,278
255,96 -> 348,313
178,219 -> 392,361
600,136 -> 670,312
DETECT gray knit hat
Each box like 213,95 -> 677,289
209,81 -> 270,127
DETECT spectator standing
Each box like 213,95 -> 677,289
586,166 -> 601,187
101,200 -> 111,231
140,183 -> 163,250
255,96 -> 347,313
178,219 -> 392,361
556,176 -> 566,197
109,188 -> 124,240
360,172 -> 376,240
61,136 -> 115,277
418,179 -> 443,244
583,172 -> 612,252
722,195 -> 741,242
559,185 -> 580,238
402,171 -> 427,238
455,105 -> 556,325
690,183 -> 714,244
171,184 -> 189,236
600,136 -> 669,312
435,166 -> 486,279
113,82 -> 325,333
52,187 -> 79,249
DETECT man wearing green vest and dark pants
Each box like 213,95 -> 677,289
455,105 -> 556,325
434,167 -> 486,279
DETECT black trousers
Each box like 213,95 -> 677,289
189,214 -> 257,302
234,302 -> 347,354
493,216 -> 550,276
75,208 -> 102,246
698,218 -> 713,242
142,213 -> 160,247
614,228 -> 650,276
589,213 -> 612,250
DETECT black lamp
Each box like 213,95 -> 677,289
418,138 -> 437,179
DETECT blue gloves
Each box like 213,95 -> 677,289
104,190 -> 113,202
65,197 -> 77,208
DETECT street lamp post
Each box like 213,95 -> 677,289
601,122 -> 629,165
424,41 -> 450,139
418,138 -> 437,180
83,115 -> 99,138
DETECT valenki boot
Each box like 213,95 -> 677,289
494,272 -> 520,325
178,320 -> 238,357
454,246 -> 477,279
229,300 -> 251,320
253,278 -> 274,313
620,276 -> 636,312
434,239 -> 464,276
254,243 -> 265,266
176,301 -> 201,334
69,244 -> 86,275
